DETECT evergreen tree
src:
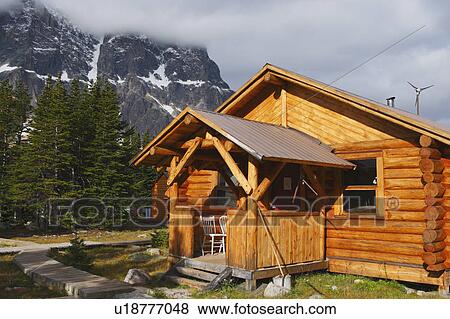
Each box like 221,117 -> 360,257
83,80 -> 129,198
9,77 -> 77,225
0,81 -> 30,222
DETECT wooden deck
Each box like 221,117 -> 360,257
181,253 -> 328,281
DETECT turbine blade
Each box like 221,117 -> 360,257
408,81 -> 418,89
421,85 -> 434,90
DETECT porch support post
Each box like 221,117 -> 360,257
246,156 -> 259,271
168,156 -> 179,259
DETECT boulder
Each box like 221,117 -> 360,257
146,248 -> 161,256
264,282 -> 290,298
273,275 -> 292,289
124,269 -> 152,285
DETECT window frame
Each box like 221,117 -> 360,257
339,151 -> 385,217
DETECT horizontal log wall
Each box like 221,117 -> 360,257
326,139 -> 445,284
181,170 -> 218,206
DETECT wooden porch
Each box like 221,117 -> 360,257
180,252 -> 328,281
170,205 -> 329,287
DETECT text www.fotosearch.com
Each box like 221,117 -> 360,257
114,302 -> 337,316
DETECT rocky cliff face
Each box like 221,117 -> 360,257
0,0 -> 233,136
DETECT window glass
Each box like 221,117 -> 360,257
343,190 -> 376,214
343,159 -> 377,186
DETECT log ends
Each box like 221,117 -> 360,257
419,137 -> 448,272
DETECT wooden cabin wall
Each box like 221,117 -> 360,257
180,170 -> 219,206
151,175 -> 169,222
234,86 -> 282,125
444,158 -> 450,269
285,84 -> 413,144
328,142 -> 427,268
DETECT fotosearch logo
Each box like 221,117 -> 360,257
47,195 -> 397,228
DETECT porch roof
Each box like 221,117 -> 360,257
131,108 -> 355,169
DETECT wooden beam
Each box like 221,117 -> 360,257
181,138 -> 240,152
184,114 -> 199,126
264,73 -> 284,86
212,137 -> 252,194
167,137 -> 202,186
150,146 -> 180,156
252,162 -> 285,201
281,88 -> 287,127
303,165 -> 326,197
246,156 -> 259,270
168,156 -> 179,253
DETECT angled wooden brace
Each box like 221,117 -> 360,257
212,137 -> 253,195
167,137 -> 202,186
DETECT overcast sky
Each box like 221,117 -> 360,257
3,0 -> 449,127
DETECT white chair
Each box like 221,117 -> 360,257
201,216 -> 226,255
219,215 -> 228,253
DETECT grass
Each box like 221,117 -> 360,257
8,229 -> 155,245
50,245 -> 171,286
195,271 -> 441,299
0,242 -> 15,248
0,254 -> 65,299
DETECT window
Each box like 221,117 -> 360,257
213,172 -> 237,207
342,158 -> 384,216
144,207 -> 152,219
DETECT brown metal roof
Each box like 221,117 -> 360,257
193,109 -> 355,169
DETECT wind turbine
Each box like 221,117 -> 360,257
408,81 -> 433,115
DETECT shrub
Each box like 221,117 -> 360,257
65,238 -> 93,271
151,228 -> 168,248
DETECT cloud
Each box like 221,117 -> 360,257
12,0 -> 450,126
0,0 -> 20,9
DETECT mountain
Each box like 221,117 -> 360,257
0,0 -> 233,136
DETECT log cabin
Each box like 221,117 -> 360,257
131,64 -> 450,292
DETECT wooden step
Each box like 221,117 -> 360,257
175,266 -> 216,282
165,275 -> 207,289
183,258 -> 227,274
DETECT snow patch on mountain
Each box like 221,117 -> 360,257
88,40 -> 102,81
176,79 -> 205,87
0,64 -> 19,73
138,64 -> 171,89
145,93 -> 180,117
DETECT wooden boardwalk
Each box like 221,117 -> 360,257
14,247 -> 136,298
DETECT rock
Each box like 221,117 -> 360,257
124,269 -> 152,285
264,282 -> 290,298
273,275 -> 292,289
353,279 -> 364,284
128,245 -> 142,251
309,294 -> 324,299
146,248 -> 161,256
405,287 -> 416,295
137,234 -> 148,238
250,283 -> 268,298
128,252 -> 153,262
331,285 -> 338,291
